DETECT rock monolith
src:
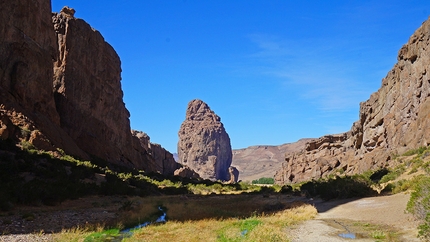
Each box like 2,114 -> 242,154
177,99 -> 235,181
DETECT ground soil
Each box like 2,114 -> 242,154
0,192 -> 421,241
287,192 -> 420,241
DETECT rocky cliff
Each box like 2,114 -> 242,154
275,17 -> 430,184
132,130 -> 179,175
0,1 -> 87,158
0,1 -> 176,175
178,99 -> 236,181
52,8 -> 144,168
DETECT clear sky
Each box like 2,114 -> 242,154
51,1 -> 430,153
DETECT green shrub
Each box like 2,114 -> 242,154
19,140 -> 35,151
252,177 -> 275,184
403,146 -> 428,156
407,176 -> 430,239
379,165 -> 405,184
300,175 -> 377,200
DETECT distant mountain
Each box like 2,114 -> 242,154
231,139 -> 313,182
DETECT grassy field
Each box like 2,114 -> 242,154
54,194 -> 317,242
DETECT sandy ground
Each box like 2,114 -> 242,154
288,192 -> 420,241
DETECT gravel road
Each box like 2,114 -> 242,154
288,192 -> 419,241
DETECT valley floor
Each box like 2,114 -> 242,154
0,192 -> 420,241
288,192 -> 419,241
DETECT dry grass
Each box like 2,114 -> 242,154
125,202 -> 317,242
52,194 -> 317,242
52,226 -> 93,242
117,194 -> 302,227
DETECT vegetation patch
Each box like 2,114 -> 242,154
84,228 -> 121,242
251,177 -> 275,184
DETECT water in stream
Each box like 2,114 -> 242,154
339,232 -> 356,239
121,206 -> 167,235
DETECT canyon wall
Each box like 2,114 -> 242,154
0,1 -> 176,175
275,17 -> 430,184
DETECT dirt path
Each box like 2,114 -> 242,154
288,192 -> 419,241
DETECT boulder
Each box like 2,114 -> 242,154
174,166 -> 201,179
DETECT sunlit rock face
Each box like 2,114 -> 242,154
177,99 -> 234,181
132,130 -> 179,175
275,16 -> 430,184
0,2 -> 175,173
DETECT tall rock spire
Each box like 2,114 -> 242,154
178,99 -> 236,181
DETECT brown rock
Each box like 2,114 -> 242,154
228,166 -> 239,183
275,16 -> 430,184
0,1 -> 176,174
132,130 -> 179,175
174,166 -> 201,179
0,0 -> 87,158
178,99 -> 233,181
52,9 -> 151,168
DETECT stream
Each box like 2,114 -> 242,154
121,206 -> 167,235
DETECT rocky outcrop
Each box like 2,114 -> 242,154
0,2 -> 175,175
232,139 -> 312,181
275,17 -> 430,184
174,167 -> 201,179
52,7 -> 144,168
177,99 -> 235,181
0,1 -> 87,158
228,166 -> 239,183
132,130 -> 179,175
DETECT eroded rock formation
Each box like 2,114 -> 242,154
52,7 -> 144,167
132,130 -> 179,175
228,166 -> 239,183
275,17 -> 430,184
174,166 -> 201,179
0,1 -> 87,158
0,1 -> 175,175
177,99 -> 235,181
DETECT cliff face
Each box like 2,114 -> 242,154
0,1 -> 175,174
132,130 -> 179,175
275,17 -> 430,184
52,9 -> 141,167
178,99 -> 235,181
0,1 -> 87,158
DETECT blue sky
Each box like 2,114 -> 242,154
51,1 -> 430,153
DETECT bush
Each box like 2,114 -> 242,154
252,177 -> 275,184
403,146 -> 428,156
300,175 -> 377,200
407,176 -> 430,240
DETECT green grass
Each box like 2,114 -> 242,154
52,197 -> 317,242
402,146 -> 428,156
84,228 -> 121,242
